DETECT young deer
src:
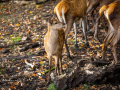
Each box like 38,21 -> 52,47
87,0 -> 118,41
99,0 -> 120,64
44,19 -> 65,83
54,0 -> 89,58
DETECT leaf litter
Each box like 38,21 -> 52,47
0,0 -> 120,90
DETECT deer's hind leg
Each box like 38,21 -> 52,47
111,31 -> 120,64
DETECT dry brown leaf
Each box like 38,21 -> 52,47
33,73 -> 36,76
81,44 -> 84,47
10,86 -> 15,89
14,82 -> 19,85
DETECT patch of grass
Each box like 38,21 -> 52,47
11,37 -> 22,44
5,40 -> 9,43
32,28 -> 35,31
27,52 -> 31,55
83,81 -> 88,84
83,86 -> 89,90
15,33 -> 17,36
45,67 -> 55,74
12,59 -> 15,61
0,2 -> 2,5
11,46 -> 14,50
47,83 -> 57,90
10,34 -> 13,37
71,39 -> 75,44
66,68 -> 71,73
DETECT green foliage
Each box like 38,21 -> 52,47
15,33 -> 17,36
27,52 -> 31,55
1,8 -> 4,11
32,28 -> 35,31
71,39 -> 75,44
47,83 -> 57,90
66,68 -> 71,73
83,86 -> 89,90
0,3 -> 2,6
11,37 -> 22,44
12,59 -> 15,61
5,40 -> 9,43
10,34 -> 13,37
45,67 -> 55,74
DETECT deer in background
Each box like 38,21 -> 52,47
99,0 -> 120,64
87,0 -> 118,41
54,0 -> 89,59
44,19 -> 65,83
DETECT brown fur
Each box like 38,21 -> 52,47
87,0 -> 119,41
44,19 -> 65,82
54,0 -> 88,37
63,0 -> 87,22
99,5 -> 108,16
99,0 -> 120,64
54,0 -> 88,58
54,1 -> 70,17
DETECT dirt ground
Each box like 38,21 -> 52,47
0,0 -> 120,90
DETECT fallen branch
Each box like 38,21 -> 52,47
0,41 -> 31,48
51,59 -> 120,90
0,49 -> 45,62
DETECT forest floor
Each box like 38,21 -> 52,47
0,0 -> 120,90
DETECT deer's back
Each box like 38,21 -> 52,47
100,0 -> 119,7
44,28 -> 65,56
64,0 -> 87,18
108,1 -> 120,30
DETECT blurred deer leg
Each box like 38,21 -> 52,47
48,55 -> 52,83
94,14 -> 101,41
65,18 -> 73,59
102,30 -> 114,59
101,16 -> 108,36
59,54 -> 62,74
82,15 -> 89,46
79,19 -> 82,28
111,33 -> 120,64
74,22 -> 78,47
55,56 -> 59,75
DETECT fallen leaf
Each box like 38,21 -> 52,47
40,61 -> 44,64
33,73 -> 36,76
10,86 -> 15,89
81,44 -> 84,47
30,11 -> 33,13
14,82 -> 19,85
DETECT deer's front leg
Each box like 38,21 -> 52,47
82,15 -> 89,46
48,55 -> 52,84
94,13 -> 101,41
74,22 -> 78,47
55,56 -> 59,75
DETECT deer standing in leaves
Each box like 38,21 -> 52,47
99,0 -> 120,64
54,0 -> 89,59
44,19 -> 65,83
